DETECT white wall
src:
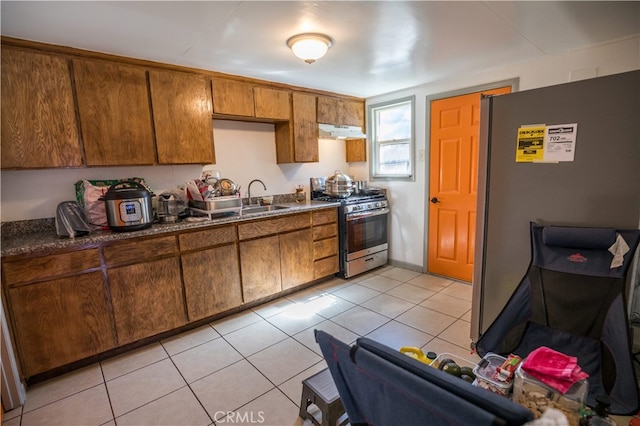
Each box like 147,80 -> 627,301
356,36 -> 640,272
0,120 -> 349,222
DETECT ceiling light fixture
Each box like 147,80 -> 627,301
286,33 -> 333,64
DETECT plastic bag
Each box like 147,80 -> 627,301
74,178 -> 148,227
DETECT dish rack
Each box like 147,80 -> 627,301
189,195 -> 242,219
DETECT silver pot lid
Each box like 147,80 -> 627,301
327,170 -> 353,185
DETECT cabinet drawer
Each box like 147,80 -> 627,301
179,225 -> 236,251
314,237 -> 338,260
238,213 -> 310,240
103,235 -> 178,267
314,256 -> 339,279
3,249 -> 101,287
312,209 -> 337,225
313,223 -> 337,241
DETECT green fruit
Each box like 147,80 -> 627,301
437,358 -> 455,370
442,362 -> 462,377
460,374 -> 475,383
460,366 -> 476,381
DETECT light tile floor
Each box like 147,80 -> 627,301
8,264 -> 629,425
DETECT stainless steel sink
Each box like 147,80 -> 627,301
241,205 -> 290,214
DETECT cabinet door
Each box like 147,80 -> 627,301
340,98 -> 365,127
181,244 -> 242,321
275,92 -> 318,163
280,229 -> 314,290
346,139 -> 367,162
108,257 -> 186,345
149,69 -> 215,164
239,236 -> 281,303
212,78 -> 254,116
1,47 -> 82,169
317,96 -> 365,127
292,92 -> 318,162
8,272 -> 116,377
254,87 -> 290,120
74,59 -> 155,166
316,96 -> 340,125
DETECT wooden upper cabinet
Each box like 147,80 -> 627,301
346,139 -> 367,163
317,96 -> 365,128
73,58 -> 155,166
292,92 -> 319,162
1,46 -> 83,169
254,86 -> 290,120
211,78 -> 254,117
318,96 -> 367,162
149,69 -> 215,164
213,78 -> 290,121
275,92 -> 318,163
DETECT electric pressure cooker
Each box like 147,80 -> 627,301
102,180 -> 154,232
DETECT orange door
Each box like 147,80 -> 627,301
428,87 -> 511,282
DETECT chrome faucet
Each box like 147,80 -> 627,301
247,179 -> 267,205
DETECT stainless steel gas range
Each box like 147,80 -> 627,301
311,178 -> 389,278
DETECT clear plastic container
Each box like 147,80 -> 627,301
472,352 -> 513,396
513,364 -> 588,426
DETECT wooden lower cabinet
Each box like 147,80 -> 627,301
7,272 -> 116,377
2,209 -> 338,379
280,229 -> 314,290
108,257 -> 187,345
181,244 -> 242,321
314,256 -> 339,279
239,235 -> 282,303
312,209 -> 340,278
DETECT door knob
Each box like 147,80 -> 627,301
430,197 -> 440,204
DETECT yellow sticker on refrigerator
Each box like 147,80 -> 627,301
516,126 -> 546,162
515,123 -> 578,163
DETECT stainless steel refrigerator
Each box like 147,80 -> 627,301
471,70 -> 640,342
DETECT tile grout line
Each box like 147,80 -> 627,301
159,340 -> 218,426
99,360 -> 117,426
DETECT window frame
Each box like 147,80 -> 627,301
368,95 -> 416,181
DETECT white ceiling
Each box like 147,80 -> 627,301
2,1 -> 638,98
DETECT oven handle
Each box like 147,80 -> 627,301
346,208 -> 390,221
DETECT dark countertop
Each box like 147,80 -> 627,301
1,201 -> 340,258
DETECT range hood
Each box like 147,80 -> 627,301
318,123 -> 366,139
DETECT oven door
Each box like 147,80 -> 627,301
345,208 -> 389,261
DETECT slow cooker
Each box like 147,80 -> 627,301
102,180 -> 154,232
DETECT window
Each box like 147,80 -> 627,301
369,96 -> 415,180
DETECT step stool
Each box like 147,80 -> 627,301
299,368 -> 348,426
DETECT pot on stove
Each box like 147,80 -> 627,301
325,170 -> 354,198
